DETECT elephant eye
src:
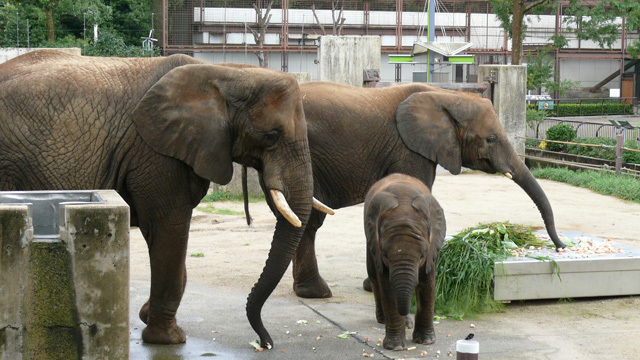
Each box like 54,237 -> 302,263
487,135 -> 497,144
262,131 -> 280,147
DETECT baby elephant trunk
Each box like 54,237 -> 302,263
390,259 -> 419,316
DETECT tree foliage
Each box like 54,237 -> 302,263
0,0 -> 154,57
489,0 -> 555,65
489,0 -> 640,64
526,48 -> 579,96
563,0 -> 640,60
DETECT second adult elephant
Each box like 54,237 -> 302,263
247,81 -> 565,299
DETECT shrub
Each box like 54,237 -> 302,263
555,102 -> 632,116
545,123 -> 576,151
528,102 -> 633,116
566,137 -> 616,161
526,108 -> 547,129
623,140 -> 640,164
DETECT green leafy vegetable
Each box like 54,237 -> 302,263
435,222 -> 551,318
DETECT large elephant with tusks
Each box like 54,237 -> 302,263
0,49 -> 331,348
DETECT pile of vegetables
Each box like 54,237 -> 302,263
434,222 -> 551,319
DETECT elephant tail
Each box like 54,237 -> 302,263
243,165 -> 253,226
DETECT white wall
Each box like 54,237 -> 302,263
560,59 -> 623,88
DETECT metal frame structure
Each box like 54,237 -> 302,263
159,0 -> 638,96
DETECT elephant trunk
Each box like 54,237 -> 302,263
245,155 -> 313,349
389,259 -> 419,316
510,158 -> 566,249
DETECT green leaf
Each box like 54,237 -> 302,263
249,340 -> 262,350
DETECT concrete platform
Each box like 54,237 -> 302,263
495,232 -> 640,302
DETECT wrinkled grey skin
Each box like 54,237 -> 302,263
365,174 -> 446,350
0,50 -> 313,348
245,81 -> 565,299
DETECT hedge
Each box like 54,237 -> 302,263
526,102 -> 633,116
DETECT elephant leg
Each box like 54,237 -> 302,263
128,159 -> 209,344
378,274 -> 407,351
412,269 -> 436,345
138,211 -> 191,344
139,271 -> 188,325
292,209 -> 332,298
366,251 -> 385,324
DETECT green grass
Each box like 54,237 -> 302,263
532,168 -> 640,203
201,190 -> 265,203
196,203 -> 245,216
434,222 -> 550,319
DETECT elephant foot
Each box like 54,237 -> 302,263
142,319 -> 186,344
412,327 -> 436,345
404,315 -> 414,329
362,277 -> 372,292
383,334 -> 407,351
139,301 -> 150,324
293,275 -> 332,298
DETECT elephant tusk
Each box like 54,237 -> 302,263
504,172 -> 513,180
313,198 -> 335,215
270,189 -> 302,228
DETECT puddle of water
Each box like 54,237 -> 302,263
130,326 -> 240,360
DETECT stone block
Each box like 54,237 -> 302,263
318,36 -> 381,87
0,190 -> 129,360
478,65 -> 527,158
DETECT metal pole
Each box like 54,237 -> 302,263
428,0 -> 435,82
616,133 -> 623,175
151,12 -> 155,57
26,19 -> 29,49
300,15 -> 304,73
16,12 -> 19,48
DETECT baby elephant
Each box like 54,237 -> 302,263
364,173 -> 446,350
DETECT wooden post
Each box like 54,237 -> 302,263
616,133 -> 623,175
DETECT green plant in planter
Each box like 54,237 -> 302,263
434,222 -> 551,319
545,123 -> 576,151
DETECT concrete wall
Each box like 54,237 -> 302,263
478,65 -> 527,158
0,47 -> 81,64
210,163 -> 263,197
560,58 -> 623,89
0,190 -> 129,359
318,36 -> 381,86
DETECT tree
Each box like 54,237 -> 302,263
525,48 -> 579,95
561,0 -> 640,60
489,0 -> 556,65
311,1 -> 346,36
249,0 -> 273,67
491,0 -> 640,65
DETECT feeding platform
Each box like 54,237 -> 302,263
494,231 -> 640,302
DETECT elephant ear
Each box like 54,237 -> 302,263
412,194 -> 446,273
396,91 -> 486,175
132,64 -> 242,185
365,190 -> 399,270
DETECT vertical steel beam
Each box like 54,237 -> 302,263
396,0 -> 403,53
